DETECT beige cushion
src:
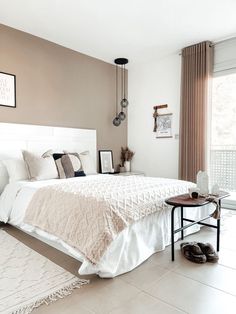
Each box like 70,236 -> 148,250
22,151 -> 58,181
79,151 -> 97,175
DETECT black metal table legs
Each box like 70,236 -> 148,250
171,206 -> 177,261
171,204 -> 221,261
217,199 -> 221,252
180,206 -> 184,240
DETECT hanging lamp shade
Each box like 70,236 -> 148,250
121,98 -> 129,108
118,111 -> 126,121
113,116 -> 121,127
112,58 -> 129,126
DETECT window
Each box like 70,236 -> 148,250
210,72 -> 236,192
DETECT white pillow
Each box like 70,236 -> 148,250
0,161 -> 9,194
22,150 -> 58,181
2,159 -> 28,183
79,151 -> 97,175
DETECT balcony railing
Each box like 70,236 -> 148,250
210,146 -> 236,192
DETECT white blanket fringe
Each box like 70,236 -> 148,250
11,279 -> 89,314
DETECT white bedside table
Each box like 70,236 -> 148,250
115,171 -> 145,176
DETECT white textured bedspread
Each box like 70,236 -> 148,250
24,175 -> 194,264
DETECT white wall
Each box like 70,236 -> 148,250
128,53 -> 181,178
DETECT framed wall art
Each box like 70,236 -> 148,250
0,72 -> 16,108
99,150 -> 114,173
156,113 -> 173,138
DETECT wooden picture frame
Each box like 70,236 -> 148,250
99,150 -> 114,173
0,71 -> 16,108
156,113 -> 173,138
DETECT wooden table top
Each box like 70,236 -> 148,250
165,191 -> 230,207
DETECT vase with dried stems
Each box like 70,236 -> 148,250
120,147 -> 135,172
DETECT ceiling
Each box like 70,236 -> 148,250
0,0 -> 236,65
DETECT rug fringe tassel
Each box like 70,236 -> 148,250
11,278 -> 89,314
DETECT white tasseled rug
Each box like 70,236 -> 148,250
0,230 -> 89,314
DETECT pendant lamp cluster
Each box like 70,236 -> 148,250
113,58 -> 129,127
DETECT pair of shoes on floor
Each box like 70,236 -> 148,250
180,242 -> 219,264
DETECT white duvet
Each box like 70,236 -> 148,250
0,175 -> 212,278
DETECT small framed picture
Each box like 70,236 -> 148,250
99,150 -> 114,173
0,72 -> 16,108
156,113 -> 173,138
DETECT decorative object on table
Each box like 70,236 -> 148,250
156,113 -> 173,138
211,183 -> 220,196
119,166 -> 125,173
99,150 -> 114,173
112,58 -> 129,127
0,71 -> 16,108
153,104 -> 168,132
120,147 -> 134,172
188,187 -> 200,199
206,195 -> 221,219
124,160 -> 131,172
0,230 -> 89,314
196,170 -> 209,196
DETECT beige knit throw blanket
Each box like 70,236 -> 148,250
24,175 -> 193,264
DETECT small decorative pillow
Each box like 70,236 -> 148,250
2,159 -> 28,183
22,150 -> 58,181
78,151 -> 97,175
53,153 -> 85,178
62,151 -> 84,176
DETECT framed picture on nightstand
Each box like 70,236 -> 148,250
99,150 -> 114,174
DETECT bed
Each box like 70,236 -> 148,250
0,123 -> 213,278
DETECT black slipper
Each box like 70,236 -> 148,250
180,242 -> 207,264
197,243 -> 219,263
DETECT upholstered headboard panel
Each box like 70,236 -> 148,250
0,123 -> 97,193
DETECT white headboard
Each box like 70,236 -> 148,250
0,123 -> 97,192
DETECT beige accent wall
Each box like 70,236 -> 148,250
0,24 -> 127,167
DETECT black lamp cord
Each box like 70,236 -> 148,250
123,64 -> 126,99
116,64 -> 118,116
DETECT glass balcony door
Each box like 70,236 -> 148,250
210,72 -> 236,208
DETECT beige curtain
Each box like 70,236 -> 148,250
179,41 -> 213,182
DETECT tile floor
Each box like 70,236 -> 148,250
1,209 -> 236,314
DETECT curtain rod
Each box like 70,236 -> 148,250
179,36 -> 236,56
